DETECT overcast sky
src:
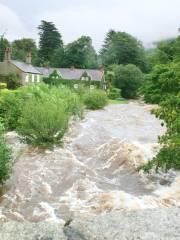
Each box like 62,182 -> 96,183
0,0 -> 180,51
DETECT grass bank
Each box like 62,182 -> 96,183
108,99 -> 128,104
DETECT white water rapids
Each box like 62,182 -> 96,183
0,102 -> 179,223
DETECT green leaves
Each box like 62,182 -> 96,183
0,122 -> 12,185
108,64 -> 144,99
63,36 -> 98,69
38,20 -> 63,63
83,89 -> 108,110
100,31 -> 147,71
141,65 -> 180,171
12,38 -> 38,64
142,62 -> 180,104
14,84 -> 84,148
0,37 -> 10,62
17,96 -> 69,148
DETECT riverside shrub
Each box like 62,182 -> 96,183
0,84 -> 84,131
139,61 -> 180,172
108,87 -> 121,100
83,89 -> 108,110
108,64 -> 144,99
17,96 -> 69,148
140,94 -> 180,172
49,86 -> 84,119
0,122 -> 12,184
141,62 -> 180,104
0,89 -> 24,130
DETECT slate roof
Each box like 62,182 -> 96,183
11,60 -> 41,74
36,67 -> 56,76
36,67 -> 104,81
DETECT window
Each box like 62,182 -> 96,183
31,74 -> 35,83
25,74 -> 29,83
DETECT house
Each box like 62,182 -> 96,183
0,48 -> 42,84
0,48 -> 106,88
36,67 -> 105,88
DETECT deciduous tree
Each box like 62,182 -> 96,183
0,37 -> 10,62
12,38 -> 38,64
64,36 -> 98,69
101,31 -> 147,71
109,64 -> 144,98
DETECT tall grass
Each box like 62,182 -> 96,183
16,84 -> 84,148
17,96 -> 69,148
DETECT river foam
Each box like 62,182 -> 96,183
0,102 -> 179,223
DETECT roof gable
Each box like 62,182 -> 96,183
59,68 -> 104,81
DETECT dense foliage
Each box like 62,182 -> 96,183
12,38 -> 38,65
5,74 -> 22,89
108,87 -> 121,100
38,20 -> 63,64
83,89 -> 108,110
0,84 -> 108,149
100,30 -> 147,71
141,94 -> 180,171
0,89 -> 24,130
63,36 -> 98,69
0,122 -> 12,184
140,34 -> 180,172
146,37 -> 180,70
108,64 -> 144,98
142,62 -> 180,103
0,36 -> 10,62
17,95 -> 69,148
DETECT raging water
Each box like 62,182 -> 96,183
0,102 -> 179,223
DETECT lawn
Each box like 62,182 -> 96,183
108,99 -> 128,104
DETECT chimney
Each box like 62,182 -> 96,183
26,52 -> 32,64
70,65 -> 75,70
4,48 -> 11,61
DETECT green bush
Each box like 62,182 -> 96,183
0,122 -> 12,185
49,86 -> 84,119
0,89 -> 24,130
0,83 -> 7,90
108,64 -> 144,99
17,96 -> 69,148
0,84 -> 84,131
83,89 -> 108,110
5,74 -> 21,89
108,88 -> 121,100
139,93 -> 180,172
141,62 -> 180,104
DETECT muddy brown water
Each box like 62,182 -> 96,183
1,102 -> 171,223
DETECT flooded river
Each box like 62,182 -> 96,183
0,102 -> 179,223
